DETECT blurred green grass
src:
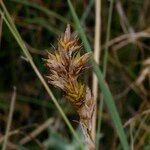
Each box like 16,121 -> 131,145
0,0 -> 150,149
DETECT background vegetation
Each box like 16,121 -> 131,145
0,0 -> 150,149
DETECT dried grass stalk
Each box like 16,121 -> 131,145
44,24 -> 95,150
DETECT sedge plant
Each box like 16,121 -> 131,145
44,24 -> 95,150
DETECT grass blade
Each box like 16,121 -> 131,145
67,0 -> 130,149
97,0 -> 114,149
0,2 -> 84,149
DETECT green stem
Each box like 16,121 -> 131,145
96,0 -> 114,149
0,2 -> 84,149
68,0 -> 130,149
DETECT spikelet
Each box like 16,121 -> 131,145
44,24 -> 95,150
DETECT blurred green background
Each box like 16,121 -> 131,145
0,0 -> 150,149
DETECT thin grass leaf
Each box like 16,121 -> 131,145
67,0 -> 130,150
0,3 -> 84,149
97,0 -> 114,149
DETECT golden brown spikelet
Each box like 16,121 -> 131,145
44,24 -> 91,108
44,24 -> 95,150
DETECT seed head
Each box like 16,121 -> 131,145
44,25 -> 95,149
44,24 -> 91,109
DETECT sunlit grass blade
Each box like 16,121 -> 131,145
67,0 -> 130,150
0,2 -> 84,149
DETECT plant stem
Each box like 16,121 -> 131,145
96,0 -> 114,149
68,0 -> 130,149
92,0 -> 101,142
0,2 -> 84,149
2,87 -> 16,150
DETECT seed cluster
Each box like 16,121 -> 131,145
44,25 -> 95,149
45,24 -> 91,109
